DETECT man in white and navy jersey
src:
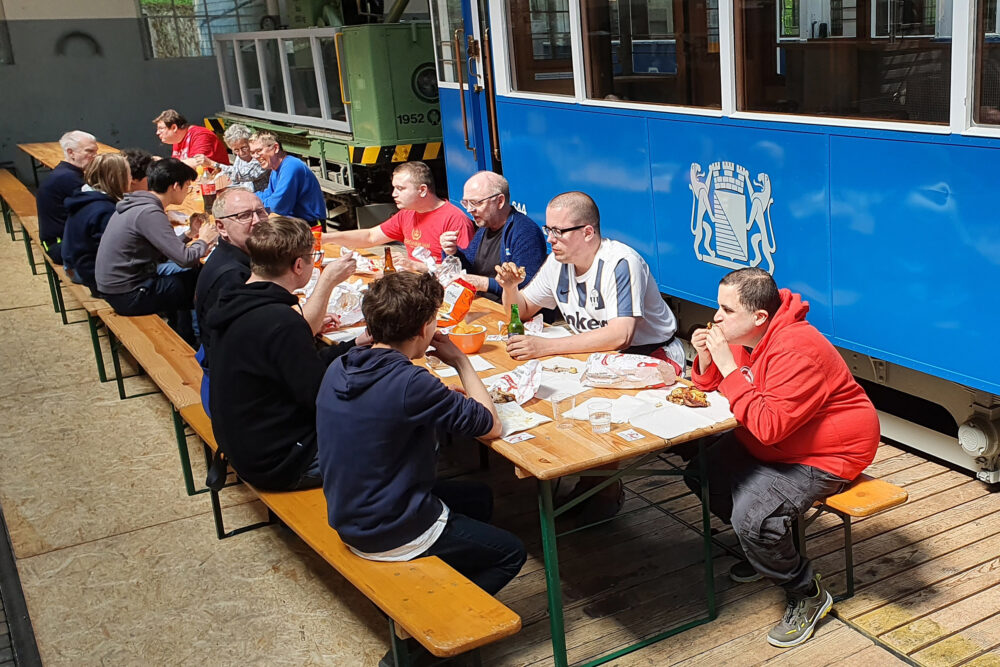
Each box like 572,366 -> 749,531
497,191 -> 684,370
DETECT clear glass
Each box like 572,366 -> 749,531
261,38 -> 287,113
507,0 -> 576,95
237,40 -> 261,109
318,37 -> 349,122
738,0 -> 952,123
285,38 -> 322,117
580,0 -> 721,107
975,0 -> 1000,123
588,399 -> 613,434
552,392 -> 577,429
430,0 -> 465,83
219,40 -> 242,106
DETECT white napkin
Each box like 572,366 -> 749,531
430,355 -> 495,378
537,356 -> 588,400
496,402 -> 551,437
323,325 -> 365,344
565,395 -> 659,424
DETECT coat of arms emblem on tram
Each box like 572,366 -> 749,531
689,161 -> 776,274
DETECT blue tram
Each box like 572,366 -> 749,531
427,0 -> 1000,480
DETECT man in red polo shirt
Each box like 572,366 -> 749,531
324,161 -> 473,268
153,109 -> 229,168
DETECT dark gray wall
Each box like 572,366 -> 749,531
0,18 -> 224,179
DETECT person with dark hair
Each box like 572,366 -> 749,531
324,160 -> 473,264
36,130 -> 99,264
205,217 -> 365,491
95,158 -> 219,343
248,131 -> 326,224
317,271 -> 525,600
686,267 -> 879,649
62,153 -> 131,292
120,148 -> 156,191
153,108 -> 229,167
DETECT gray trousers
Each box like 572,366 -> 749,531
685,433 -> 847,596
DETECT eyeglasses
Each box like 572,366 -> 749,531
216,207 -> 268,224
542,224 -> 588,239
460,193 -> 502,210
303,250 -> 324,264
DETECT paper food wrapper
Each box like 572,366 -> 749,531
327,279 -> 367,326
336,248 -> 378,274
486,359 -> 542,406
580,353 -> 677,389
496,402 -> 551,438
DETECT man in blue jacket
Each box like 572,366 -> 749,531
36,130 -> 99,264
316,271 -> 526,596
439,171 -> 546,302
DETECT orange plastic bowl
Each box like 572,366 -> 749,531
448,324 -> 487,354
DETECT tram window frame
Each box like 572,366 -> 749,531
972,0 -> 1000,125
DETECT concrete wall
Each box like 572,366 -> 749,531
0,0 -> 224,179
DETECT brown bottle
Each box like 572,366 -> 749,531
383,247 -> 396,273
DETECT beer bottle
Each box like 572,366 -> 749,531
508,304 -> 525,336
383,247 -> 396,273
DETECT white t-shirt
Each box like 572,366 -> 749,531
522,239 -> 684,366
348,504 -> 449,562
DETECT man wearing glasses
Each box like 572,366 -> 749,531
205,217 -> 366,492
324,161 -> 473,265
439,171 -> 546,302
496,191 -> 684,369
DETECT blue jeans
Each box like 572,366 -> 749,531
419,479 -> 526,595
103,269 -> 199,346
684,433 -> 847,596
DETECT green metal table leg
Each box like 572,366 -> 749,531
538,479 -> 569,667
109,330 -> 127,400
88,314 -> 108,382
172,407 -> 203,496
30,158 -> 39,188
698,439 -> 717,620
1,200 -> 12,240
22,226 -> 37,275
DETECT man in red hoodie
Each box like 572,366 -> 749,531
687,267 -> 879,648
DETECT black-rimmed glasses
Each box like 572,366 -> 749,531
542,224 -> 588,239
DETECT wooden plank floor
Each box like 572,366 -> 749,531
448,441 -> 1000,666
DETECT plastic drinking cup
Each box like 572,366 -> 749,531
551,392 -> 576,429
588,399 -> 613,434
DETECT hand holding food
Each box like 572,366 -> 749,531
321,255 -> 357,285
429,330 -> 465,367
439,230 -> 460,256
495,262 -> 526,289
196,218 -> 220,245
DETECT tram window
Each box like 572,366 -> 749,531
974,0 -> 1000,124
430,0 -> 463,84
580,0 -> 721,107
737,0 -> 952,123
507,0 -> 575,95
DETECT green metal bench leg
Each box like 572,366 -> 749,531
53,271 -> 69,324
42,262 -> 59,312
203,441 -> 276,540
388,619 -> 413,667
88,314 -> 109,382
21,225 -> 38,275
109,330 -> 127,400
1,200 -> 13,240
842,514 -> 854,600
171,407 -> 207,496
698,439 -> 717,621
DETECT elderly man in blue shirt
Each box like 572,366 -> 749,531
249,131 -> 327,225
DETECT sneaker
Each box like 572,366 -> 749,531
729,559 -> 763,583
766,575 -> 834,648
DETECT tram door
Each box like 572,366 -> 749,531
429,0 -> 503,200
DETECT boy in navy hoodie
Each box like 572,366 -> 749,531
316,272 -> 526,596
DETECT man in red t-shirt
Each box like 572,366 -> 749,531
685,267 -> 879,649
324,161 -> 473,269
153,109 -> 230,168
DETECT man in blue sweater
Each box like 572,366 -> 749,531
317,272 -> 526,596
249,131 -> 326,224
440,170 -> 546,302
36,130 -> 99,264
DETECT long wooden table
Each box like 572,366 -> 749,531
18,141 -> 120,186
323,245 -> 737,666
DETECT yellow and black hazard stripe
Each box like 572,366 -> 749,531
349,142 -> 442,165
203,117 -> 226,133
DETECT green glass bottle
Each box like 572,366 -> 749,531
508,304 -> 525,336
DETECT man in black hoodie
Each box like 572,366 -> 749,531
317,272 -> 526,596
207,216 -> 364,491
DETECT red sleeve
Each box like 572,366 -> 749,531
691,343 -> 745,391
189,128 -> 230,165
719,349 -> 830,446
378,210 -> 406,242
448,211 -> 475,249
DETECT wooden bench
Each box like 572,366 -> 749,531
99,310 -> 208,496
178,403 -> 521,666
795,472 -> 908,600
0,169 -> 43,273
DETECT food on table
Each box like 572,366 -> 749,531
544,364 -> 578,374
668,386 -> 710,408
489,387 -> 517,404
452,321 -> 482,334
